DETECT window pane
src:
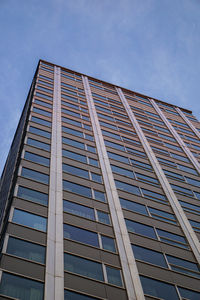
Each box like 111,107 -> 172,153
27,138 -> 50,151
108,152 -> 129,164
91,173 -> 102,183
125,219 -> 156,239
93,190 -> 106,202
24,151 -> 50,167
111,165 -> 134,178
64,290 -> 98,300
62,126 -> 83,138
132,244 -> 167,268
141,188 -> 167,203
148,207 -> 176,224
0,272 -> 44,300
167,254 -> 199,273
63,180 -> 92,198
62,149 -> 87,163
7,237 -> 45,264
120,198 -> 148,215
63,164 -> 89,179
33,107 -> 52,117
63,200 -> 95,220
62,137 -> 85,149
178,287 -> 200,300
29,126 -> 51,139
21,167 -> 46,186
17,186 -> 48,206
64,224 -> 99,247
106,266 -> 122,287
31,116 -> 51,127
21,167 -> 49,184
97,211 -> 110,224
115,180 -> 141,196
88,158 -> 98,167
157,228 -> 188,248
140,276 -> 179,300
12,209 -> 47,232
101,235 -> 116,252
64,253 -> 104,281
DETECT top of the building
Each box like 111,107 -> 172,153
39,59 -> 193,115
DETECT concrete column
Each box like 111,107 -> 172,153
82,76 -> 145,300
44,66 -> 64,300
175,107 -> 200,140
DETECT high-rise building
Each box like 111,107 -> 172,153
0,59 -> 200,300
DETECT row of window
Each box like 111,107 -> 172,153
126,218 -> 188,249
1,270 -> 199,300
164,169 -> 200,187
105,139 -> 147,158
34,98 -> 52,109
61,93 -> 86,105
62,116 -> 92,131
62,126 -> 94,141
157,156 -> 198,175
133,244 -> 200,278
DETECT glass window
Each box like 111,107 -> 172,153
102,130 -> 121,140
126,147 -> 146,157
120,198 -> 148,215
29,126 -> 51,139
64,224 -> 99,248
132,244 -> 167,268
64,290 -> 99,300
12,209 -> 47,232
35,91 -> 53,101
61,100 -> 79,110
38,80 -> 53,87
179,200 -> 200,215
61,94 -> 78,102
90,172 -> 102,183
31,116 -> 51,127
62,126 -> 83,138
111,165 -> 134,178
141,188 -> 167,203
130,159 -> 152,170
21,167 -> 49,184
164,169 -> 185,181
0,272 -> 44,300
62,109 -> 81,118
101,235 -> 116,252
97,112 -> 114,122
27,138 -> 50,151
39,74 -> 53,82
63,200 -> 95,220
115,180 -> 141,196
62,137 -> 85,149
97,211 -> 110,225
166,254 -> 200,278
135,172 -> 159,185
62,117 -> 82,127
156,228 -> 188,248
140,276 -> 179,300
63,164 -> 89,179
63,180 -> 92,198
105,140 -> 125,151
171,152 -> 190,163
170,184 -> 194,197
6,236 -> 45,264
106,266 -> 122,287
64,253 -> 104,281
86,145 -> 96,153
17,186 -> 48,206
62,149 -> 87,163
185,177 -> 200,188
108,152 -> 129,164
100,121 -> 118,130
125,219 -> 156,239
93,190 -> 106,202
189,219 -> 200,232
24,151 -> 50,167
178,286 -> 200,300
88,158 -> 98,167
33,107 -> 52,117
148,207 -> 176,224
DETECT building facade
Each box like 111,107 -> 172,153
0,60 -> 200,300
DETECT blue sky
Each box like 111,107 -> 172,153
0,0 -> 200,174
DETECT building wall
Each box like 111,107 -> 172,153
0,60 -> 200,300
